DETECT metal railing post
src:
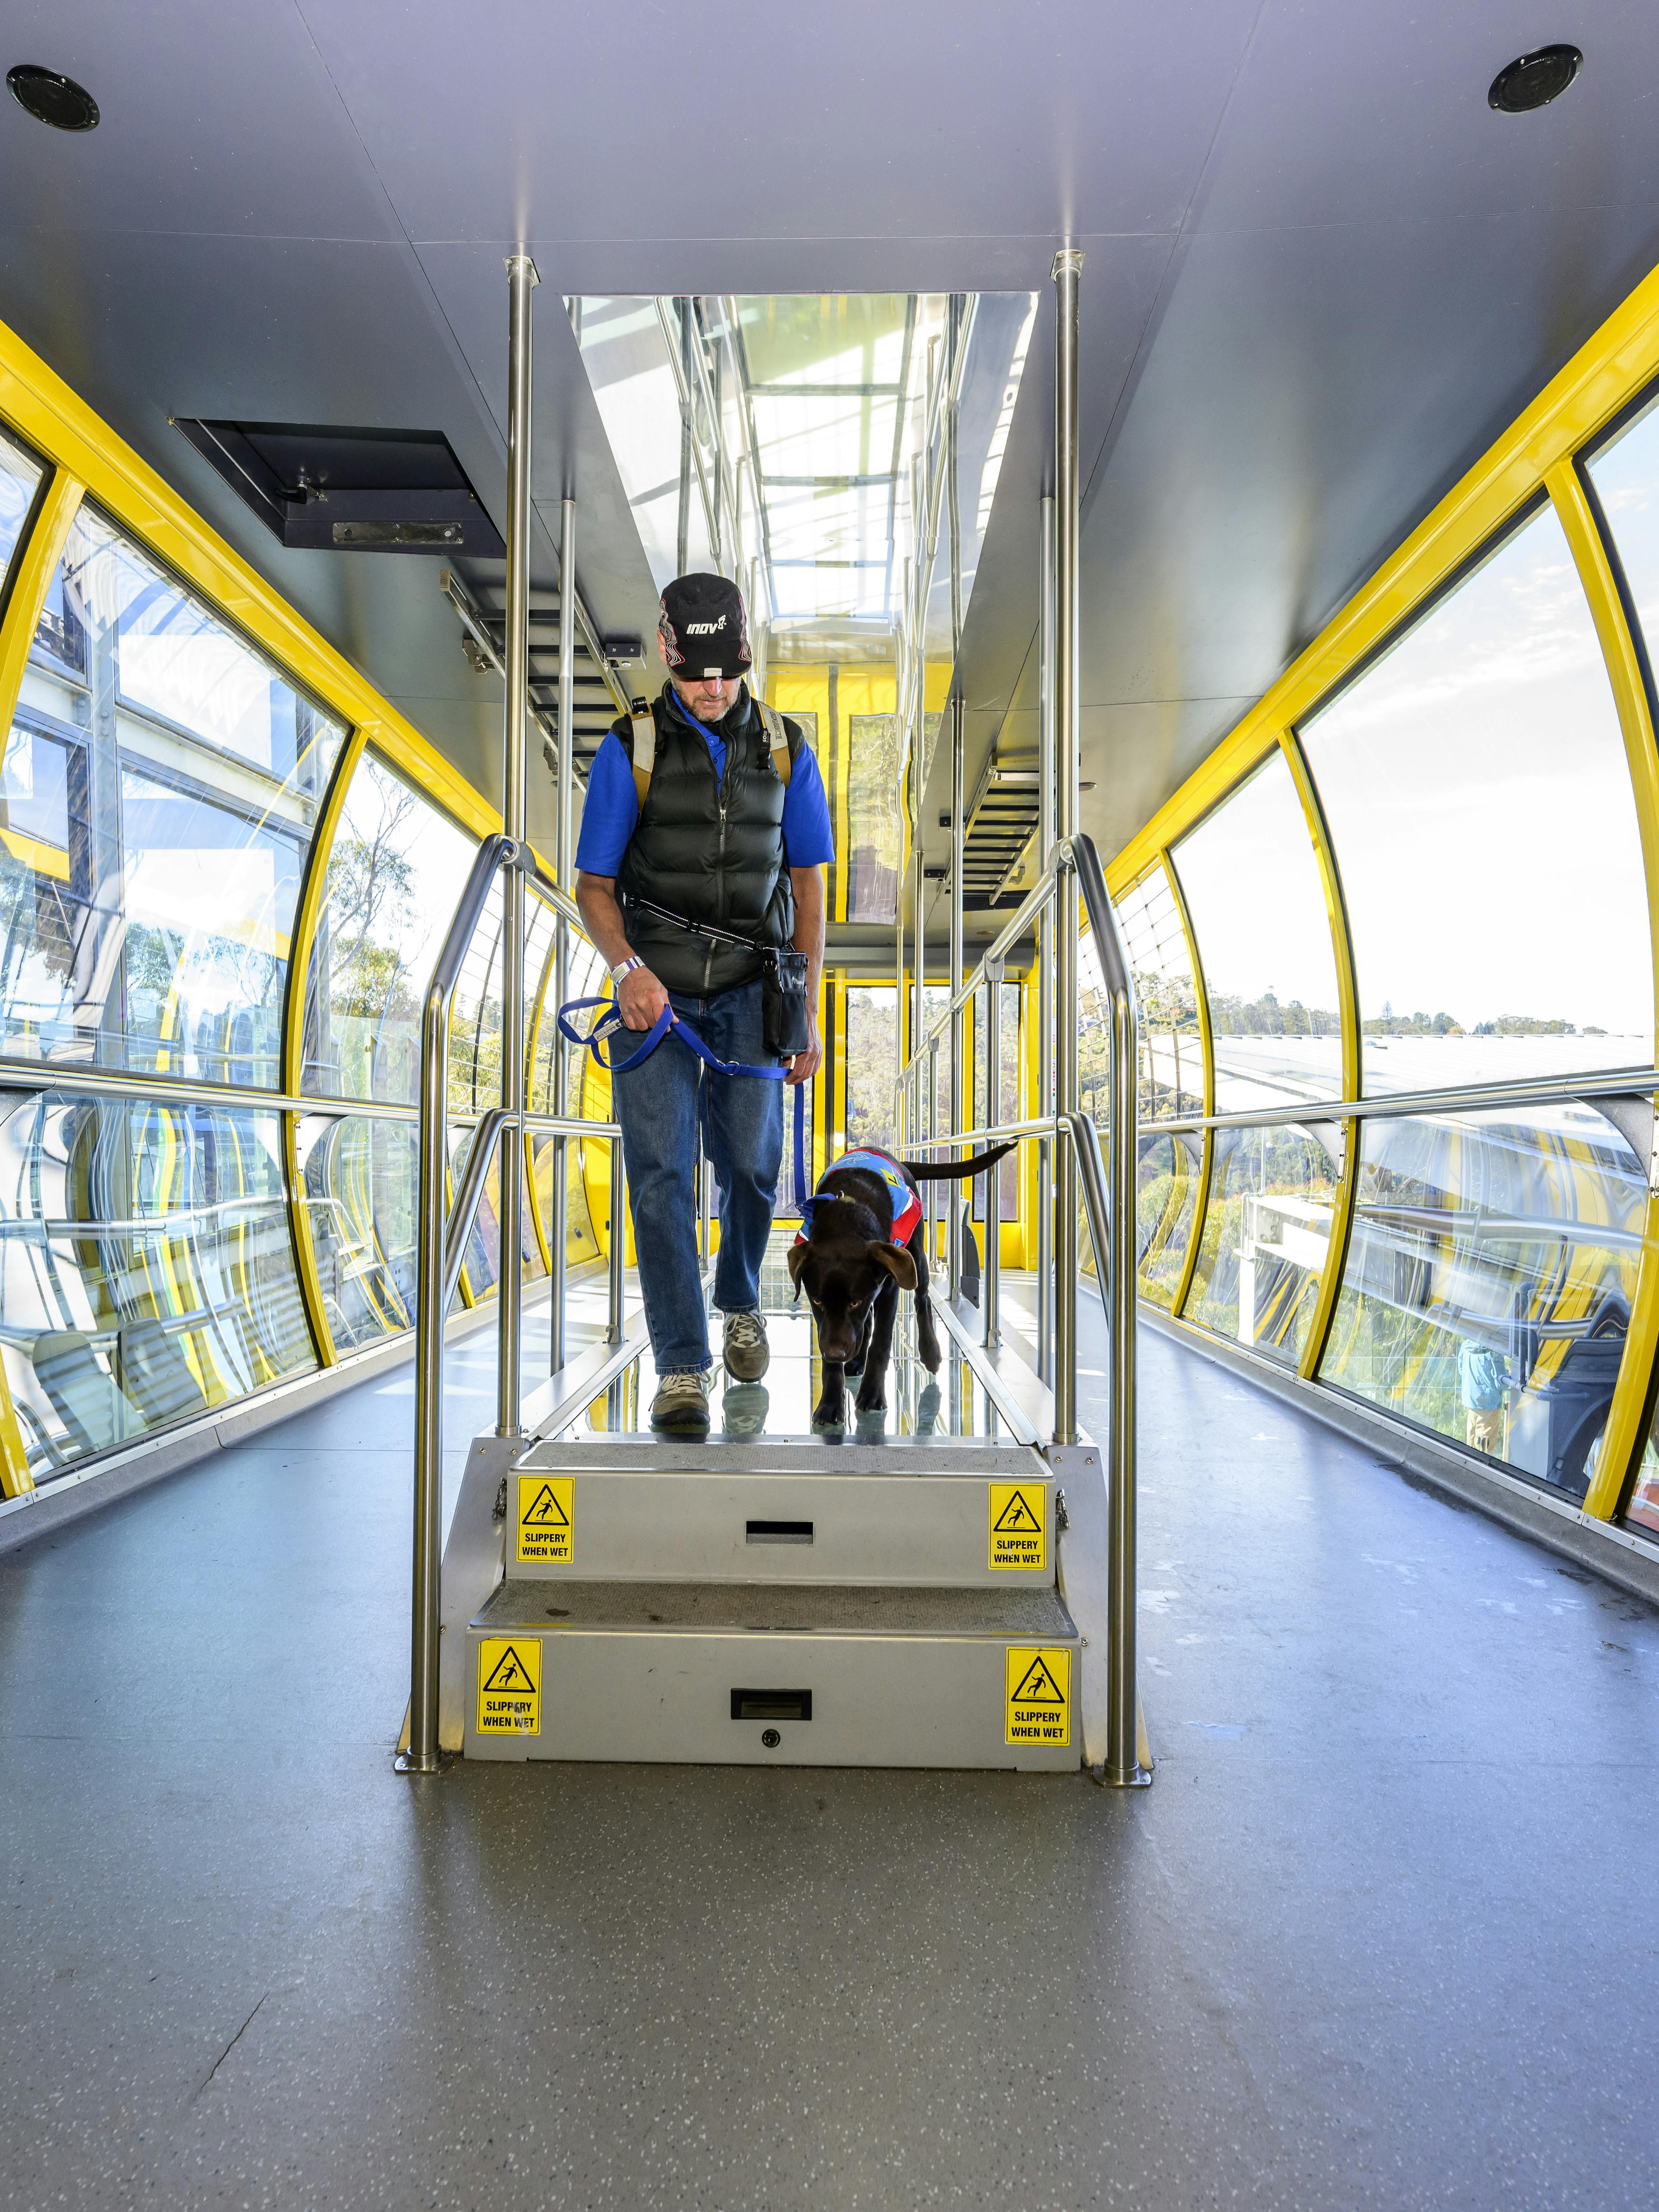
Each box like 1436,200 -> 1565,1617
983,960 -> 1002,1348
607,1137 -> 626,1343
406,983 -> 451,1775
699,1129 -> 712,1267
549,493 -> 575,1375
1052,248 -> 1083,1448
928,1036 -> 941,1264
497,251 -> 537,1438
404,834 -> 518,1775
948,696 -> 964,1302
1071,833 -> 1148,1789
1036,493 -> 1055,1386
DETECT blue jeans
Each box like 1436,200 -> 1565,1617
613,977 -> 784,1373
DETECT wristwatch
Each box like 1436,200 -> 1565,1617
610,955 -> 644,986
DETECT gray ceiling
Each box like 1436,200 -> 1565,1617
3,0 -> 1658,891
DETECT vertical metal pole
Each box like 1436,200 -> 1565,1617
677,299 -> 693,575
1036,494 -> 1055,1386
699,1115 -> 712,1269
498,252 -> 536,1439
549,493 -> 575,1375
405,991 -> 450,1773
712,338 -> 725,572
907,483 -> 926,1082
607,1137 -> 625,1344
948,696 -> 964,1303
1052,249 -> 1083,1447
983,960 -> 1002,1349
926,1036 -> 939,1265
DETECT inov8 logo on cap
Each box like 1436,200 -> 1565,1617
658,572 -> 751,677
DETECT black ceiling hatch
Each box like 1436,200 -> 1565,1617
171,420 -> 504,556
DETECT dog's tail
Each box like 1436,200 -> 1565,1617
901,1141 -> 1017,1182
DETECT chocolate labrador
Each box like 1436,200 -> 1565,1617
786,1142 -> 1016,1429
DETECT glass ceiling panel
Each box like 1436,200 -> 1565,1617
575,291 -> 1034,655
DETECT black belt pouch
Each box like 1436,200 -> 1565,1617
763,949 -> 811,1055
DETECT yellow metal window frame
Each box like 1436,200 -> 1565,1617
0,309 -> 580,1494
1106,258 -> 1659,1530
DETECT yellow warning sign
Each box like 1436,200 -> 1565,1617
476,1637 -> 541,1735
1005,1645 -> 1070,1747
518,1474 -> 573,1563
988,1481 -> 1046,1570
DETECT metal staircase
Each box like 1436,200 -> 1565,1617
460,1433 -> 1083,1769
396,244 -> 1151,1791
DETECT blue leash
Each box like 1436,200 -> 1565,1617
557,996 -> 807,1208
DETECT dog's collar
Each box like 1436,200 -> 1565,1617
797,1192 -> 854,1235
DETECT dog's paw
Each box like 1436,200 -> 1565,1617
811,1399 -> 847,1432
854,1388 -> 887,1414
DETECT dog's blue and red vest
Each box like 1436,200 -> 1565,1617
796,1146 -> 923,1246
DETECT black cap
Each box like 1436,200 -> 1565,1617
658,572 -> 751,679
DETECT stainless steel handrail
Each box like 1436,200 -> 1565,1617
890,830 -> 1145,1790
443,1105 -> 513,1309
897,841 -> 1071,1085
403,823 -> 629,1773
1130,1065 -> 1659,1133
407,833 -> 517,1773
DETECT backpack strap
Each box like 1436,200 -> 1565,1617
754,698 -> 793,787
627,702 -> 656,805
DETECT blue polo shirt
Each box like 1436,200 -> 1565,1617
575,692 -> 834,877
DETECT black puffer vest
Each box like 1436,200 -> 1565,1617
614,684 -> 803,996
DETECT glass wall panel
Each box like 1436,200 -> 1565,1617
299,751 -> 475,1104
1320,1103 -> 1643,1497
7,502 -> 345,1081
296,1113 -> 418,1351
1172,752 -> 1344,1113
1136,1129 -> 1201,1311
1183,1122 -> 1337,1363
971,982 -> 1018,1219
842,712 -> 938,924
1111,861 -> 1204,1124
846,984 -> 897,1151
0,427 -> 43,588
1621,1430 -> 1659,1543
0,1087 -> 313,1481
1302,502 -> 1652,1089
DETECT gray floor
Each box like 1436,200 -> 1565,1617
2,1288 -> 1657,2211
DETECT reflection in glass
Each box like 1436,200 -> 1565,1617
6,502 -> 344,1082
573,292 -> 1033,636
845,985 -> 897,1153
1137,1130 -> 1201,1311
1320,1103 -> 1643,1497
1621,1428 -> 1659,1543
1184,1123 -> 1336,1363
971,982 -> 1018,1220
0,428 -> 42,590
0,1089 -> 314,1480
299,752 -> 475,1104
1172,751 -> 1343,1113
1303,501 -> 1652,1087
1108,862 -> 1204,1124
296,1113 -> 418,1349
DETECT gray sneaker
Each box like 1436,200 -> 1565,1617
650,1368 -> 712,1433
722,1308 -> 770,1381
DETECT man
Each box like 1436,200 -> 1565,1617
575,573 -> 830,1433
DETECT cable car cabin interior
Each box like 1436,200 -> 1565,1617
1,13 -> 1658,2211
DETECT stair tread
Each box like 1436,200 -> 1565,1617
514,1438 -> 1048,1477
475,1578 -> 1076,1638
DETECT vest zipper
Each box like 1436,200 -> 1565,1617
708,766 -> 728,995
